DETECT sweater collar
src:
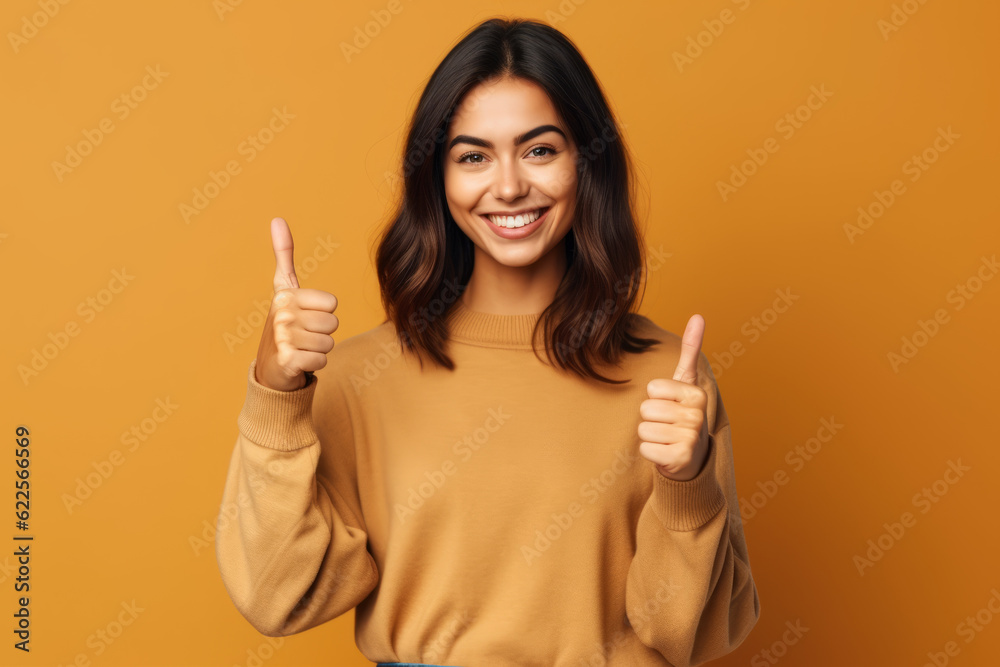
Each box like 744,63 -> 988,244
446,297 -> 545,349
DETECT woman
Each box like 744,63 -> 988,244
216,16 -> 760,667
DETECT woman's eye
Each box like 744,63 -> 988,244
456,147 -> 556,164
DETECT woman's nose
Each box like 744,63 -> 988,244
492,159 -> 529,201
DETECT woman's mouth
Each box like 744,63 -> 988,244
479,206 -> 551,239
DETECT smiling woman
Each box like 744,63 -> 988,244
216,15 -> 760,667
375,17 -> 661,383
444,80 -> 578,303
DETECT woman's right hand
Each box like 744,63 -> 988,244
254,217 -> 340,392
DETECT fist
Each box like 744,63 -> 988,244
638,314 -> 710,482
254,217 -> 340,391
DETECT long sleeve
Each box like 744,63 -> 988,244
214,359 -> 379,636
625,351 -> 760,666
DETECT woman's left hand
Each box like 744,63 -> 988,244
637,314 -> 711,482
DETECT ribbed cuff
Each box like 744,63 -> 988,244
236,359 -> 319,451
651,435 -> 726,531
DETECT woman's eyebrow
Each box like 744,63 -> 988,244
448,124 -> 566,150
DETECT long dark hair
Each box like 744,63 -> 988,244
374,16 -> 660,384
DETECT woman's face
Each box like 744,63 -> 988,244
443,76 -> 578,269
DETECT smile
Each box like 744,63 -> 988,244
481,206 -> 550,229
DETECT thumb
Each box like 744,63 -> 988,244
672,314 -> 705,384
271,217 -> 300,292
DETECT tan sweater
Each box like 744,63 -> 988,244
215,298 -> 760,666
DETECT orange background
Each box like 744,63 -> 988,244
4,0 -> 999,665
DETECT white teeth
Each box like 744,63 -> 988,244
487,208 -> 545,228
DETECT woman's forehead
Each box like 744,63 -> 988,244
449,79 -> 563,140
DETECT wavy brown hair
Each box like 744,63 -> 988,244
374,16 -> 660,384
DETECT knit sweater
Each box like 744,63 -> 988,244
215,298 -> 760,666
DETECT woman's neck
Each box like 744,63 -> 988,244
460,239 -> 567,315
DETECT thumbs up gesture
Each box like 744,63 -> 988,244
638,314 -> 711,481
254,217 -> 340,391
